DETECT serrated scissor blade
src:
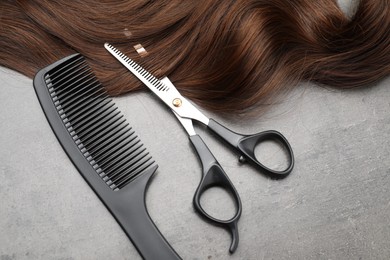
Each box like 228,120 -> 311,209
104,43 -> 209,125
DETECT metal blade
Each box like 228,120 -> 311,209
104,43 -> 209,125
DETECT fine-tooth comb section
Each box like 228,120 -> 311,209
104,43 -> 170,92
44,54 -> 156,190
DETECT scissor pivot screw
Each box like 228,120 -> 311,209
172,98 -> 182,107
239,156 -> 246,163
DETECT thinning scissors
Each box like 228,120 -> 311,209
105,43 -> 294,253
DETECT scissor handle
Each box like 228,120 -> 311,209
189,135 -> 242,253
208,119 -> 294,178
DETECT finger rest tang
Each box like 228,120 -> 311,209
189,134 -> 242,253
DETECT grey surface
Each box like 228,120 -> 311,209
1,3 -> 390,259
1,67 -> 390,260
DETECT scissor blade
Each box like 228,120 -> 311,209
104,43 -> 175,95
104,43 -> 209,125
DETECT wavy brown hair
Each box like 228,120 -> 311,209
1,0 -> 389,114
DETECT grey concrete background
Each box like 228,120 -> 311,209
1,1 -> 389,259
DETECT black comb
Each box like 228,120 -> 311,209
33,53 -> 181,260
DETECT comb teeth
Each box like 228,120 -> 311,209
104,43 -> 170,92
44,54 -> 156,190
